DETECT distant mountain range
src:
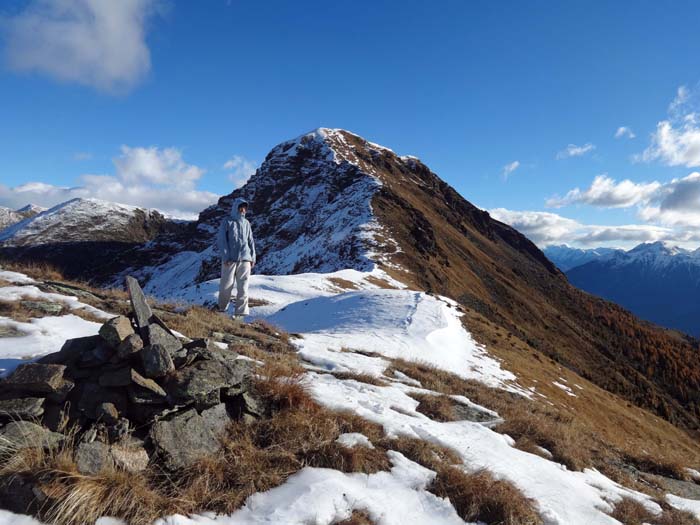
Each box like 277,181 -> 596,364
545,242 -> 700,336
0,204 -> 45,231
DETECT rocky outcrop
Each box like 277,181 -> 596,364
0,276 -> 267,476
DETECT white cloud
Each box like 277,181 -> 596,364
501,160 -> 520,180
490,208 -> 682,248
546,175 -> 661,208
639,85 -> 700,167
3,0 -> 159,94
556,143 -> 595,159
637,172 -> 700,227
223,155 -> 257,188
0,145 -> 218,219
614,126 -> 636,139
73,151 -> 92,161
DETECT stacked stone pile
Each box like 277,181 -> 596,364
0,276 -> 266,477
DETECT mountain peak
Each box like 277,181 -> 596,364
627,240 -> 688,258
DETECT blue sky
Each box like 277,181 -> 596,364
2,1 -> 700,248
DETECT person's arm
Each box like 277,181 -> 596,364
248,223 -> 256,267
216,220 -> 229,261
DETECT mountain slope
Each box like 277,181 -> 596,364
0,204 -> 44,232
567,241 -> 700,337
2,129 -> 700,435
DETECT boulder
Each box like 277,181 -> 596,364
75,441 -> 113,476
149,408 -> 221,470
46,378 -> 75,403
99,316 -> 134,348
0,421 -> 63,449
0,397 -> 45,419
4,363 -> 68,394
116,333 -> 143,359
200,403 -> 231,437
144,324 -> 182,355
126,276 -> 153,333
77,342 -> 113,368
78,383 -> 127,420
98,367 -> 133,387
141,344 -> 175,378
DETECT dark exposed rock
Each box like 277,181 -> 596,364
99,316 -> 134,348
4,363 -> 68,394
77,342 -> 113,368
99,367 -> 133,387
96,402 -> 119,424
42,403 -> 69,432
126,276 -> 153,333
0,475 -> 41,515
0,397 -> 44,418
149,408 -> 221,470
78,383 -> 127,420
0,421 -> 63,449
46,377 -> 75,403
140,344 -> 175,378
39,335 -> 101,365
116,333 -> 143,359
75,441 -> 113,475
144,323 -> 182,354
200,403 -> 231,437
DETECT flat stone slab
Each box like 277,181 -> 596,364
126,276 -> 153,332
0,397 -> 45,418
39,335 -> 101,365
149,408 -> 221,470
75,441 -> 113,476
165,359 -> 253,406
4,363 -> 67,394
20,301 -> 63,315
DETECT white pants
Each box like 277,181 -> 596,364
218,261 -> 251,315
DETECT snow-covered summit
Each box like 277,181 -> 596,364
0,197 -> 166,247
610,241 -> 698,270
0,203 -> 45,233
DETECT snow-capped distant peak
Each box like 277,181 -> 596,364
15,203 -> 47,215
0,197 -> 165,247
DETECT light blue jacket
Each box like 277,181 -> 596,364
217,198 -> 256,264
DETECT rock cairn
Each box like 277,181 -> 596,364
0,276 -> 265,477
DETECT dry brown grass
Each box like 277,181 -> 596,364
609,497 -> 700,525
326,371 -> 388,386
328,277 -> 360,290
390,358 -> 592,470
0,261 -> 63,282
0,299 -> 68,322
0,278 -> 12,288
334,511 -> 374,525
429,466 -> 543,525
409,393 -> 459,422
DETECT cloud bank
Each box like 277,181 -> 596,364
0,146 -> 219,219
3,0 -> 159,94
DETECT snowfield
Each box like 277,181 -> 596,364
0,264 -> 697,524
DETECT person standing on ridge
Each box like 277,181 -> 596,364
216,197 -> 256,320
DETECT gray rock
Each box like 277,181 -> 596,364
116,333 -> 143,359
46,377 -> 75,403
42,403 -> 69,432
0,421 -> 63,449
78,383 -> 127,420
242,391 -> 267,417
96,402 -> 119,424
98,367 -> 132,387
127,384 -> 169,405
20,300 -> 63,315
140,344 -> 175,378
0,475 -> 40,515
130,369 -> 167,397
110,438 -> 149,472
165,359 -> 252,407
77,342 -> 113,368
75,441 -> 113,475
108,418 -> 131,442
144,324 -> 182,355
149,408 -> 221,470
0,397 -> 44,419
4,363 -> 67,394
39,335 -> 101,365
126,276 -> 153,333
99,316 -> 134,349
200,403 -> 231,437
